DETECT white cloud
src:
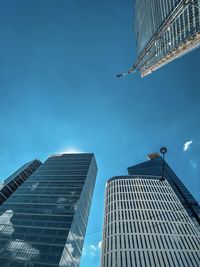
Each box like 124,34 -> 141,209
0,210 -> 14,236
59,242 -> 79,266
90,245 -> 97,256
0,211 -> 40,262
56,197 -> 67,209
90,241 -> 102,252
7,239 -> 39,261
83,241 -> 102,257
31,182 -> 39,191
57,197 -> 66,203
190,160 -> 197,169
98,241 -> 102,249
183,140 -> 193,151
59,230 -> 84,266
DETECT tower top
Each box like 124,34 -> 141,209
147,153 -> 160,160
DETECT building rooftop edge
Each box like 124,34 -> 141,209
50,153 -> 94,157
107,174 -> 164,184
127,154 -> 162,171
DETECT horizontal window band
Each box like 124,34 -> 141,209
0,237 -> 66,247
0,256 -> 58,266
0,214 -> 74,218
102,247 -> 200,253
8,193 -> 81,197
0,202 -> 76,206
0,223 -> 70,231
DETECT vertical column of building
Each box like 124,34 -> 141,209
59,153 -> 97,267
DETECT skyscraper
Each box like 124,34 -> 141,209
133,0 -> 200,77
128,154 -> 200,230
0,153 -> 97,267
0,159 -> 42,205
101,153 -> 200,267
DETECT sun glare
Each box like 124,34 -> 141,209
61,148 -> 83,154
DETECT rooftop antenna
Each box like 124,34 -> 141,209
160,147 -> 167,181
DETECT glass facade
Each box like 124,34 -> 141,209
128,156 -> 200,231
0,153 -> 97,267
0,159 -> 42,205
134,0 -> 200,76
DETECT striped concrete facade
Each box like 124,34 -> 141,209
101,176 -> 200,267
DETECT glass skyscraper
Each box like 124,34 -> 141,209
0,159 -> 42,205
101,153 -> 200,267
0,153 -> 97,267
134,0 -> 200,77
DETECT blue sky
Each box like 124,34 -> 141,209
0,0 -> 200,266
